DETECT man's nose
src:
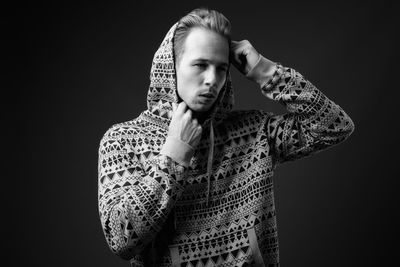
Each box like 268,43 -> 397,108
204,68 -> 218,87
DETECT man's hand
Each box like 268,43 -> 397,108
230,40 -> 260,75
168,102 -> 203,148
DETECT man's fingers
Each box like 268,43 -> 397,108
179,101 -> 187,109
230,40 -> 239,49
171,102 -> 189,119
230,40 -> 252,74
176,101 -> 187,115
185,108 -> 192,118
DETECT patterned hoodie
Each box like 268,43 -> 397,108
98,22 -> 354,266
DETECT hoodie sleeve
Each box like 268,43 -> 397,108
98,126 -> 187,260
246,56 -> 355,165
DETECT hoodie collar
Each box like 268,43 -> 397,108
146,22 -> 234,128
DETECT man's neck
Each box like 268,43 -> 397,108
193,110 -> 211,125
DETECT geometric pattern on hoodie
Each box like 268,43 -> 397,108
98,22 -> 355,267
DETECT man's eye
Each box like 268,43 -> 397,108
194,63 -> 207,68
218,67 -> 227,72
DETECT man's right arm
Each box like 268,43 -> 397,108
97,127 -> 188,260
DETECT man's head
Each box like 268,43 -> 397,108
174,8 -> 231,114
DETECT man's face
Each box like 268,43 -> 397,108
176,27 -> 229,113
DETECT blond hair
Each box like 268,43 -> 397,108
174,7 -> 232,66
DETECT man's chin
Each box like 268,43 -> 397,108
191,106 -> 211,113
190,104 -> 213,113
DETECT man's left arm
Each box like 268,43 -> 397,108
246,55 -> 355,164
230,40 -> 355,165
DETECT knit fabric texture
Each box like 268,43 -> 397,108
98,22 -> 355,266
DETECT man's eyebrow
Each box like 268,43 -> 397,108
193,58 -> 229,67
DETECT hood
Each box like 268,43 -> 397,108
146,22 -> 234,128
144,22 -> 234,217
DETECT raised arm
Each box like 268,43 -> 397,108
231,39 -> 354,165
247,56 -> 355,164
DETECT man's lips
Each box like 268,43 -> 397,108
199,92 -> 215,98
198,93 -> 215,104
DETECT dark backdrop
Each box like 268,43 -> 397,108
6,0 -> 399,266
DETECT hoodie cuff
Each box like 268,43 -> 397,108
160,136 -> 195,167
245,55 -> 278,88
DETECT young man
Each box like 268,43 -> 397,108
98,8 -> 354,267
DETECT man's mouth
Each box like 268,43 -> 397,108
200,93 -> 215,99
198,93 -> 215,104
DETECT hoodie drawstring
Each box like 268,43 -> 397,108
174,209 -> 177,230
206,121 -> 215,207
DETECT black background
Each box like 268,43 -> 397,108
5,0 -> 399,266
